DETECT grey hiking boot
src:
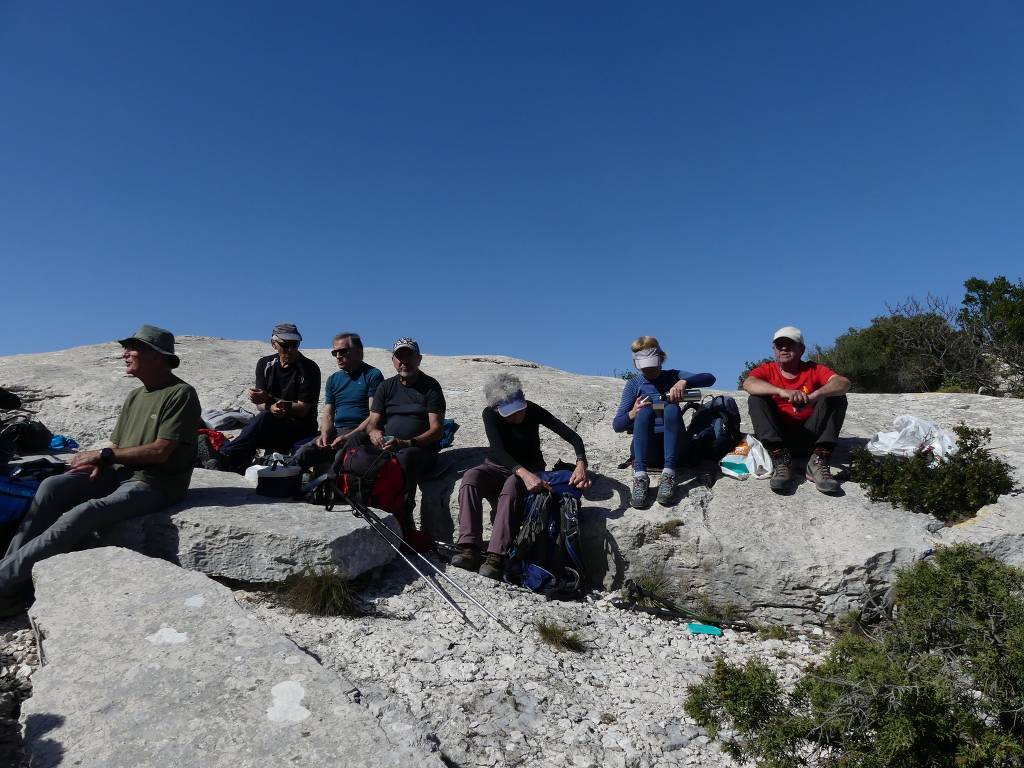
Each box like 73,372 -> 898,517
450,545 -> 482,572
630,475 -> 651,508
479,553 -> 505,581
656,473 -> 676,506
769,448 -> 795,493
806,450 -> 841,494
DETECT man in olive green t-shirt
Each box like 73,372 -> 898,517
0,325 -> 201,615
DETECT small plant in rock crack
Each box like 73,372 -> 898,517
276,567 -> 364,617
851,424 -> 1015,524
655,518 -> 685,538
631,564 -> 679,608
756,624 -> 790,641
535,620 -> 586,653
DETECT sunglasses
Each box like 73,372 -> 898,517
331,348 -> 353,358
276,340 -> 299,350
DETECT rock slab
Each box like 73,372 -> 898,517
95,469 -> 399,583
22,547 -> 446,768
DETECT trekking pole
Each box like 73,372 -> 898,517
341,490 -> 515,634
336,488 -> 480,631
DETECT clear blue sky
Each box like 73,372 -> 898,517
2,1 -> 1021,386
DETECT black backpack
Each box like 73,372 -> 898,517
684,395 -> 742,461
505,489 -> 587,600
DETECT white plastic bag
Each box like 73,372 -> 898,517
719,435 -> 774,480
866,415 -> 958,461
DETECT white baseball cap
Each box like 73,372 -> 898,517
772,326 -> 805,346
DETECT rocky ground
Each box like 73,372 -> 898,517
236,559 -> 828,768
0,614 -> 37,768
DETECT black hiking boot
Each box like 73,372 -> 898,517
630,475 -> 651,508
655,473 -> 676,506
450,545 -> 483,572
769,448 -> 795,493
806,449 -> 841,495
478,553 -> 505,581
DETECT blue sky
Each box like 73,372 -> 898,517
1,1 -> 1021,386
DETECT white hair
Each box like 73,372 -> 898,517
484,372 -> 524,408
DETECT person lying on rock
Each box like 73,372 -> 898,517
292,331 -> 383,472
612,336 -> 716,509
342,338 -> 445,533
206,323 -> 321,472
0,325 -> 201,616
452,372 -> 590,579
741,326 -> 850,494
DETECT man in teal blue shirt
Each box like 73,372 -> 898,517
294,332 -> 383,469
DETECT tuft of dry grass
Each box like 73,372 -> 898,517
535,620 -> 586,653
275,567 -> 363,617
655,519 -> 685,538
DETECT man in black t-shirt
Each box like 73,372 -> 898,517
344,337 -> 445,529
213,323 -> 322,471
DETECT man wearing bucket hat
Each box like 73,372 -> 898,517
742,326 -> 850,494
210,323 -> 321,471
452,372 -> 590,579
343,338 -> 446,532
0,325 -> 202,615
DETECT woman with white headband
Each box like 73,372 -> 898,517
612,335 -> 715,508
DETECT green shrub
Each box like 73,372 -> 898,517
684,544 -> 1024,768
850,424 -> 1015,524
275,567 -> 363,617
738,358 -> 773,389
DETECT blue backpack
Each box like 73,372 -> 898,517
505,470 -> 587,600
685,395 -> 742,461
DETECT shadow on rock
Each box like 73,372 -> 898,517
19,712 -> 66,767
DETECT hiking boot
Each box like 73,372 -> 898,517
630,475 -> 651,508
769,449 -> 795,493
655,473 -> 676,506
450,545 -> 482,572
806,450 -> 841,495
478,553 -> 505,581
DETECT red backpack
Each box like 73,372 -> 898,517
337,444 -> 406,515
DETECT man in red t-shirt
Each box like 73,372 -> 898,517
741,326 -> 851,494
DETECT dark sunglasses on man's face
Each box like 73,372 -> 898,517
277,340 -> 299,350
331,348 -> 352,358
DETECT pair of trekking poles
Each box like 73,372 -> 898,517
307,451 -> 514,634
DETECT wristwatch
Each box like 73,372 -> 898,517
100,447 -> 115,465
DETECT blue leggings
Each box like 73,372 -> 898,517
632,404 -> 685,473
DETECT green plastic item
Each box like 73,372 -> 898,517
687,622 -> 724,637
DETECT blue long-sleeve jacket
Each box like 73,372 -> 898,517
612,369 -> 716,433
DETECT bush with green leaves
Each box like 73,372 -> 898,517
850,424 -> 1015,524
684,544 -> 1024,768
738,358 -> 773,388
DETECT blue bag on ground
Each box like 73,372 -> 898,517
0,475 -> 39,524
505,469 -> 587,600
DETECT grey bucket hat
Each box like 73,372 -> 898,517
117,325 -> 180,368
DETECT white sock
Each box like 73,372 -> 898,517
633,470 -> 648,479
661,469 -> 676,480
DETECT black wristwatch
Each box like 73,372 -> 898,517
100,447 -> 115,465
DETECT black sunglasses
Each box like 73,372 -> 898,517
331,348 -> 353,358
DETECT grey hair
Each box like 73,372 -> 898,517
484,372 -> 524,408
332,332 -> 363,349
